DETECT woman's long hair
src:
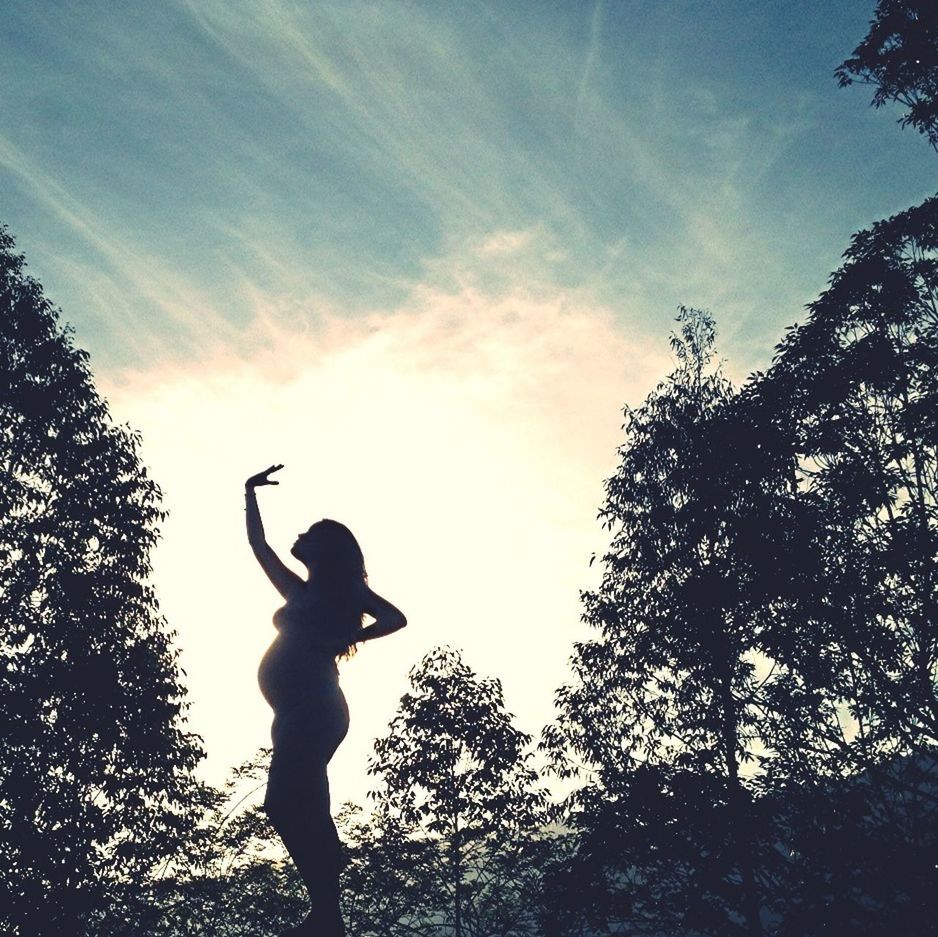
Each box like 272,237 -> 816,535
309,518 -> 367,657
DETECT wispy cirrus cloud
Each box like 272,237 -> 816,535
0,131 -> 240,359
6,0 -> 919,376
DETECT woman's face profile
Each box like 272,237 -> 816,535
291,525 -> 325,565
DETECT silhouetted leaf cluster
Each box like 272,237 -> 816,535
99,651 -> 557,936
90,749 -> 307,936
836,0 -> 938,152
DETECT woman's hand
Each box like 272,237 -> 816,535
245,464 -> 284,490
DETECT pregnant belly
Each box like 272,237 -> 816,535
258,633 -> 338,712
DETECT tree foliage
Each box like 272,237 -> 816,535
747,198 -> 938,933
96,648 -> 554,936
0,229 -> 203,935
543,297 -> 938,934
836,0 -> 938,152
757,196 -> 938,765
542,308 -> 811,936
362,646 -> 549,937
91,748 -> 308,936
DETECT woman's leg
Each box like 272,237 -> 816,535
264,701 -> 349,934
265,759 -> 344,934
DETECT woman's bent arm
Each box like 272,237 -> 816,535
355,587 -> 407,643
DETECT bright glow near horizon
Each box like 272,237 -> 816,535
101,255 -> 673,803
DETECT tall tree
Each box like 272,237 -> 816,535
760,197 -> 938,765
836,0 -> 938,152
0,228 -> 203,935
748,199 -> 938,934
363,646 -> 548,937
543,308 -> 819,936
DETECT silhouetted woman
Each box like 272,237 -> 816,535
245,464 -> 407,937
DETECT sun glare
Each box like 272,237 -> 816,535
100,270 -> 669,802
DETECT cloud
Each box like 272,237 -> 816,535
2,0 -> 873,384
575,0 -> 605,131
475,230 -> 535,256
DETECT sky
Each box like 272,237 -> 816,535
2,0 -> 936,804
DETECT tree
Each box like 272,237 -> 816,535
92,748 -> 308,937
750,198 -> 938,933
89,647 -> 552,937
836,0 -> 938,152
759,196 -> 938,765
544,298 -> 936,934
0,228 -> 203,935
361,646 -> 549,937
543,308 -> 821,936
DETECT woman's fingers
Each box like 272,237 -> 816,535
263,464 -> 284,483
246,464 -> 284,487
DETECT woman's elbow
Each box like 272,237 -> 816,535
393,612 -> 407,632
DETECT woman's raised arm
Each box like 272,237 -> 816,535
245,464 -> 303,598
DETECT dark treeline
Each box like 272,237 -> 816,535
2,2 -> 937,935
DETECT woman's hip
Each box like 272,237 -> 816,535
269,689 -> 350,761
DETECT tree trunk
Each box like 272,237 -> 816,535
453,826 -> 462,937
719,665 -> 763,937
